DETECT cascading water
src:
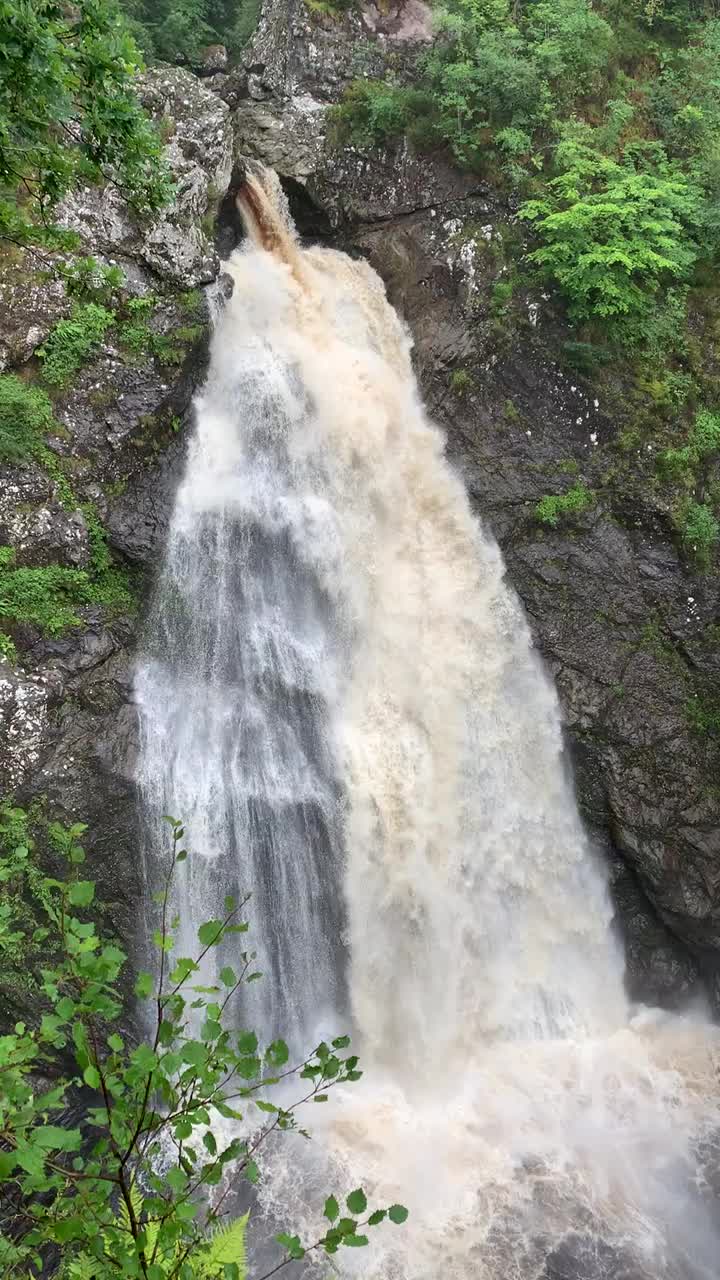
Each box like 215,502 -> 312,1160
136,169 -> 720,1280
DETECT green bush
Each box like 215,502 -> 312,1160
0,545 -> 135,638
676,498 -> 719,565
525,0 -> 615,102
659,407 -> 720,481
520,140 -> 700,320
119,0 -> 262,61
0,632 -> 16,663
329,80 -> 422,148
0,376 -> 55,463
39,304 -> 116,387
536,484 -> 595,526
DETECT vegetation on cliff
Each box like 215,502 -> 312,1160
0,0 -> 172,251
333,0 -> 720,336
332,0 -> 720,568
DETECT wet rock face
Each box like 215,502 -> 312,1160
0,68 -> 224,979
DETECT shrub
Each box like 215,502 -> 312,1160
536,484 -> 595,526
0,376 -> 55,463
0,632 -> 15,662
525,0 -> 615,101
520,141 -> 700,320
425,30 -> 550,163
39,304 -> 116,387
0,543 -> 135,638
676,498 -> 719,565
659,408 -> 720,480
329,80 -> 420,148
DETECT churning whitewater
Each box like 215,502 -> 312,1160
136,171 -> 720,1280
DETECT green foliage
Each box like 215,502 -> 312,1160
0,375 -> 55,463
39,304 -> 115,387
675,498 -> 719,565
450,368 -> 474,394
686,691 -> 720,736
119,0 -> 262,61
0,0 -> 173,250
0,804 -> 66,1011
329,80 -> 431,149
0,524 -> 135,640
0,632 -> 16,663
57,257 -> 126,306
520,140 -> 700,322
659,407 -> 720,482
331,0 -> 720,348
536,483 -> 595,526
0,814 -> 408,1277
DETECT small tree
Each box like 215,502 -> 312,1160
0,811 -> 407,1277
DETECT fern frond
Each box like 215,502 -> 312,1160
199,1212 -> 248,1277
65,1256 -> 100,1280
117,1180 -> 144,1234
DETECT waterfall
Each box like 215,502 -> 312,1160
136,172 -> 720,1280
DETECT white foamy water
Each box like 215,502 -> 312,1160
136,172 -> 720,1280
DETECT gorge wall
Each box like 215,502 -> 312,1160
1,0 -> 718,1014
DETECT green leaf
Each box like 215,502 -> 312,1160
166,1166 -> 187,1192
266,1038 -> 289,1067
198,920 -> 223,946
343,1234 -> 369,1248
220,966 -> 237,987
203,1131 -> 217,1156
135,971 -> 154,998
277,1234 -> 305,1260
237,1030 -> 258,1054
0,1151 -> 16,1180
332,1035 -> 351,1049
34,1125 -> 81,1152
236,1055 -> 261,1079
131,1044 -> 158,1072
324,1195 -> 339,1223
83,1065 -> 100,1089
245,1159 -> 259,1184
107,1033 -> 124,1053
68,880 -> 95,907
224,895 -> 236,913
255,1100 -> 278,1114
368,1210 -> 386,1226
346,1188 -> 367,1215
389,1204 -> 409,1224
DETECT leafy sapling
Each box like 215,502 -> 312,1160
0,813 -> 407,1278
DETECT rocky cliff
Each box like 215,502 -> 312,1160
1,0 -> 718,1013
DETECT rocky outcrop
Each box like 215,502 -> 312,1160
1,0 -> 718,1018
